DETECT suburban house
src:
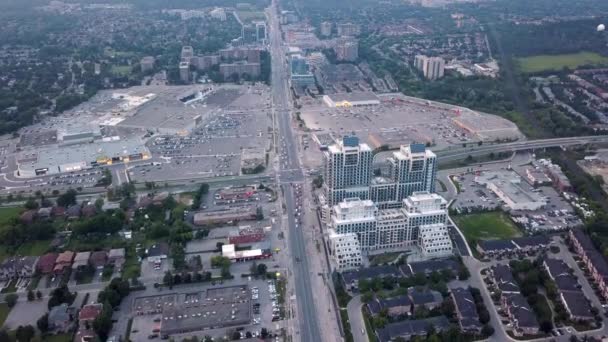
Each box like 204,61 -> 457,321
367,295 -> 412,317
0,256 -> 39,280
48,303 -> 75,333
54,251 -> 75,274
560,291 -> 594,321
75,303 -> 103,342
108,248 -> 126,271
72,252 -> 91,271
501,293 -> 539,336
375,316 -> 450,342
90,251 -> 108,269
451,288 -> 483,333
407,288 -> 443,312
147,243 -> 169,263
37,253 -> 58,274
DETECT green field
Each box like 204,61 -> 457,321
236,10 -> 266,23
0,207 -> 21,226
15,239 -> 51,256
454,212 -> 521,247
516,52 -> 608,73
0,303 -> 10,326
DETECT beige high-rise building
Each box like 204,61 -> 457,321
334,40 -> 358,62
413,55 -> 445,80
320,21 -> 332,36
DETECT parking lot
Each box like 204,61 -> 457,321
452,170 -> 582,233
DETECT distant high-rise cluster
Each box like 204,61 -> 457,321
323,136 -> 450,271
334,39 -> 359,62
337,22 -> 361,37
320,21 -> 332,37
414,55 -> 445,80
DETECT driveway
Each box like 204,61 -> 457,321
346,295 -> 368,342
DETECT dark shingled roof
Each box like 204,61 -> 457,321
504,293 -> 539,329
478,239 -> 517,252
408,259 -> 459,276
492,264 -> 520,293
407,288 -> 442,306
451,288 -> 482,331
544,258 -> 580,292
367,295 -> 412,316
341,265 -> 402,285
561,291 -> 593,319
512,235 -> 550,248
376,316 -> 450,342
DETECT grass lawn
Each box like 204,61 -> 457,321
0,303 -> 10,326
15,239 -> 52,256
0,207 -> 21,226
369,252 -> 402,266
454,211 -> 521,247
236,10 -> 266,23
111,65 -> 132,76
1,279 -> 17,293
516,52 -> 608,73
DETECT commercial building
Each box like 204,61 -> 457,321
290,54 -> 316,88
179,62 -> 190,83
475,171 -> 547,211
193,208 -> 257,226
221,244 -> 272,262
254,21 -> 267,43
17,136 -> 150,177
328,230 -> 362,271
181,46 -> 194,61
322,136 -> 373,206
219,62 -> 261,79
322,92 -> 380,108
334,39 -> 358,62
140,56 -> 155,72
414,55 -> 445,80
320,21 -> 332,36
209,7 -> 226,21
241,24 -> 257,43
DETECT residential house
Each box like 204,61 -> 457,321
90,251 -> 108,269
81,204 -> 97,218
543,258 -> 580,292
48,303 -> 75,333
108,248 -> 126,271
0,256 -> 39,280
341,265 -> 402,291
75,303 -> 103,342
502,293 -> 539,336
51,206 -> 66,217
20,210 -> 37,225
147,243 -> 169,263
375,316 -> 450,342
54,251 -> 75,274
491,264 -> 520,293
367,295 -> 412,317
72,252 -> 91,271
451,288 -> 482,333
37,207 -> 52,219
37,253 -> 58,274
65,205 -> 81,220
569,229 -> 608,300
407,288 -> 443,312
560,291 -> 594,321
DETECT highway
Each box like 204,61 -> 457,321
268,1 -> 321,341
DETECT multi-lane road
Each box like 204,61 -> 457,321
268,1 -> 321,341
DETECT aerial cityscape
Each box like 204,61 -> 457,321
1,0 -> 608,342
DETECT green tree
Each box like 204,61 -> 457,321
15,325 -> 35,342
257,263 -> 267,276
5,293 -> 18,308
56,189 -> 77,207
27,290 -> 34,301
36,313 -> 49,332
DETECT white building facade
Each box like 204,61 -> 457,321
404,192 -> 453,257
328,231 -> 362,271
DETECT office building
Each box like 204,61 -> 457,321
335,40 -> 358,62
404,191 -> 452,257
181,46 -> 194,63
337,23 -> 361,37
219,47 -> 261,63
254,21 -> 267,43
328,230 -> 362,271
384,143 -> 437,204
413,55 -> 445,80
209,7 -> 226,21
219,62 -> 261,79
323,136 -> 373,206
290,54 -> 315,87
320,21 -> 332,37
179,62 -> 190,83
140,56 -> 155,72
241,24 -> 257,43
